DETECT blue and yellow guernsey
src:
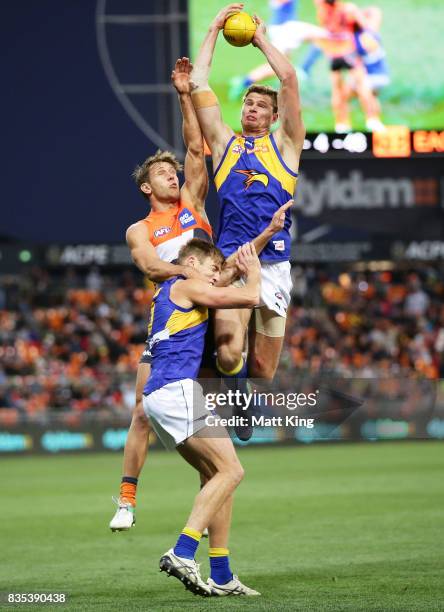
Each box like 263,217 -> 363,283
214,133 -> 297,263
144,276 -> 208,395
270,0 -> 298,26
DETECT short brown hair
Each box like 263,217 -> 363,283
178,238 -> 225,268
243,84 -> 278,114
132,150 -> 183,189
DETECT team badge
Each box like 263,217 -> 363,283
232,144 -> 244,154
273,240 -> 285,251
235,169 -> 269,190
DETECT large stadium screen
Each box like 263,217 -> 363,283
189,1 -> 444,155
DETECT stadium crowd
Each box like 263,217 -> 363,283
1,264 -> 443,420
284,265 -> 444,379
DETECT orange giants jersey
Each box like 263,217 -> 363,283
316,1 -> 356,58
142,199 -> 213,262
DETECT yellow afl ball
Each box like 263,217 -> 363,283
223,12 -> 257,47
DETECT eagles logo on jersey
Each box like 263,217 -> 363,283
235,169 -> 270,190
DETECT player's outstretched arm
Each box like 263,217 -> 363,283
126,222 -> 204,282
252,15 -> 305,165
190,4 -> 241,167
219,200 -> 294,286
344,2 -> 372,31
249,199 -> 294,258
172,57 -> 208,213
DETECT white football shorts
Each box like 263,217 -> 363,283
269,21 -> 328,53
142,379 -> 208,450
259,260 -> 292,318
239,260 -> 292,317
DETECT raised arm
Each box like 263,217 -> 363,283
252,16 -> 305,168
190,4 -> 241,168
344,2 -> 373,31
219,200 -> 294,286
171,57 -> 208,213
126,221 -> 204,282
249,199 -> 293,258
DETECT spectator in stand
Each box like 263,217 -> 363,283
1,264 -> 443,421
405,275 -> 430,317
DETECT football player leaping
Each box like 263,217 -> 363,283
191,4 -> 304,430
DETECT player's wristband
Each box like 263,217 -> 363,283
191,89 -> 219,109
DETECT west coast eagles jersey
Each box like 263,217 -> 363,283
144,276 -> 208,395
214,133 -> 297,263
142,199 -> 212,262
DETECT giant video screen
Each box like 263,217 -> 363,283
189,0 -> 444,133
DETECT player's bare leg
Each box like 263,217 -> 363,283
229,53 -> 293,100
245,51 -> 293,84
343,78 -> 383,128
159,432 -> 245,596
179,439 -> 259,595
248,306 -> 286,381
372,92 -> 382,121
110,362 -> 151,531
248,330 -> 285,381
178,444 -> 233,547
352,64 -> 384,131
160,431 -> 258,596
122,362 -> 151,478
244,23 -> 326,83
214,307 -> 254,440
180,434 -> 244,531
331,71 -> 351,132
214,307 -> 251,374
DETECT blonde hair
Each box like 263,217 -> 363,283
243,84 -> 278,114
178,239 -> 224,268
132,150 -> 183,190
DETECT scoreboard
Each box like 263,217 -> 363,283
302,129 -> 444,159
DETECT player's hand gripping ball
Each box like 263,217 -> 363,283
223,12 -> 257,47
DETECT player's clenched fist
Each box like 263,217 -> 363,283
251,14 -> 267,46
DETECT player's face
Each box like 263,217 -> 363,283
196,256 -> 221,285
145,162 -> 180,201
241,93 -> 277,133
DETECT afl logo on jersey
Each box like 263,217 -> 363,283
232,144 -> 244,154
154,226 -> 172,238
179,208 -> 196,228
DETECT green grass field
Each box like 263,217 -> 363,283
1,442 -> 444,611
190,0 -> 444,131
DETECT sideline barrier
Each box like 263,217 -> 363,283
1,377 -> 443,455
